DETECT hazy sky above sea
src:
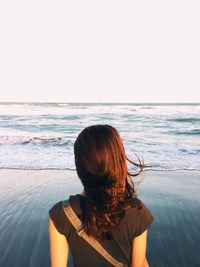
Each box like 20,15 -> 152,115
0,1 -> 200,103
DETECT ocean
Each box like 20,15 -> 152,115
0,102 -> 199,171
1,103 -> 200,267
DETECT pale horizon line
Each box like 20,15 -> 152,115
0,101 -> 199,105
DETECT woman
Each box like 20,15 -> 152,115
49,125 -> 153,267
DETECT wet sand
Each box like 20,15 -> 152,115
0,169 -> 200,267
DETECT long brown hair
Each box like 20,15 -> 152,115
74,125 -> 144,240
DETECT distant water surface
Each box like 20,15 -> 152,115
0,103 -> 199,170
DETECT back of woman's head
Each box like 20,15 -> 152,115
74,125 -> 142,240
74,124 -> 127,191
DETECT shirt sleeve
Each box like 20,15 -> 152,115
134,201 -> 154,237
49,201 -> 66,235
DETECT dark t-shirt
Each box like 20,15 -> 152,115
49,194 -> 153,267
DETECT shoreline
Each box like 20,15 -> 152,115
0,169 -> 200,267
1,167 -> 200,171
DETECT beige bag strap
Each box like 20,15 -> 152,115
62,200 -> 128,267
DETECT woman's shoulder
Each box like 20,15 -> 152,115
49,194 -> 83,219
125,198 -> 154,237
48,194 -> 83,235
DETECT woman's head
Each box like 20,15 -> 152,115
74,125 -> 127,191
74,125 -> 143,240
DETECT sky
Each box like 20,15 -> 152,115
0,1 -> 200,103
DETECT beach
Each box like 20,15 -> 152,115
0,169 -> 200,267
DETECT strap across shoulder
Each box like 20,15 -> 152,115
62,199 -> 129,267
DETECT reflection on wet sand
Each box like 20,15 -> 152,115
0,170 -> 199,267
